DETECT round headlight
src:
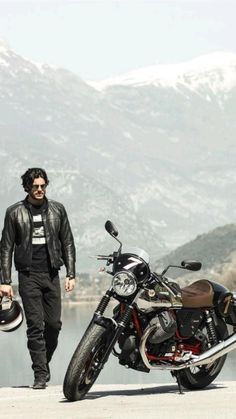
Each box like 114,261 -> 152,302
112,271 -> 137,297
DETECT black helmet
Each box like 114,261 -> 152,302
0,297 -> 24,332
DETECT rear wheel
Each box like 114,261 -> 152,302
63,324 -> 110,401
178,318 -> 228,390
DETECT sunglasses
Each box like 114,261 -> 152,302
31,184 -> 47,191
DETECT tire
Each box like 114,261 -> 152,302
178,318 -> 228,390
63,323 -> 110,401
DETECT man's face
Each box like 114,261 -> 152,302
29,177 -> 47,201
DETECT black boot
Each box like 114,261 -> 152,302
46,363 -> 51,383
32,378 -> 47,390
29,349 -> 48,389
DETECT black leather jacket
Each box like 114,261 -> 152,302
0,197 -> 76,284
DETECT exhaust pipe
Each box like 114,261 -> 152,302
140,326 -> 236,371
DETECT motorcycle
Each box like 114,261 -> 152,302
63,220 -> 236,401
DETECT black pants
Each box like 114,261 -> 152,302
18,271 -> 62,380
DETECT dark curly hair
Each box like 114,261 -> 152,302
21,168 -> 49,192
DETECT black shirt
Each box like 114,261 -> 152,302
29,201 -> 51,272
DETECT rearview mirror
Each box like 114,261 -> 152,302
105,220 -> 118,237
181,260 -> 202,271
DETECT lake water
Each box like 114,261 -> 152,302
1,303 -> 236,387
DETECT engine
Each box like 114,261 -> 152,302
116,308 -> 177,371
147,311 -> 177,344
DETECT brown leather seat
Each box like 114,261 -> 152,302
181,280 -> 214,308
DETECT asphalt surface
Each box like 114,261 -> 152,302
0,381 -> 235,419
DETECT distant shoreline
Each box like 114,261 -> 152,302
62,297 -> 117,305
62,299 -> 99,305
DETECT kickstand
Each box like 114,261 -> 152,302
171,371 -> 184,395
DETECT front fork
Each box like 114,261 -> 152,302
91,289 -> 142,370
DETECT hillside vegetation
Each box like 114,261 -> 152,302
155,224 -> 236,290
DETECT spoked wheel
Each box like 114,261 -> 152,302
63,324 -> 110,401
178,318 -> 228,390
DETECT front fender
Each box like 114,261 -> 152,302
93,313 -> 117,331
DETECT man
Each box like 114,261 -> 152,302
0,168 -> 76,389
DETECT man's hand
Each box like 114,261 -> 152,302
0,285 -> 14,298
64,277 -> 75,292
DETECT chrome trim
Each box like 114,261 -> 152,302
139,328 -> 236,371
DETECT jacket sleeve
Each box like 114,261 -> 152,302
0,209 -> 16,284
59,205 -> 76,278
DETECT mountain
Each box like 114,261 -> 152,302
155,224 -> 236,290
88,51 -> 236,250
89,51 -> 236,93
0,39 -> 167,271
1,41 -> 236,272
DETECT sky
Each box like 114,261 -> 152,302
0,0 -> 235,80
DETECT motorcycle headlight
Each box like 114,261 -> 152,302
112,271 -> 137,297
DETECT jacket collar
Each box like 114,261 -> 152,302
23,196 -> 49,212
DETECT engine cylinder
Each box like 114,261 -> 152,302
147,311 -> 177,344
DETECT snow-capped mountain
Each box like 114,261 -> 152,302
1,41 -> 236,272
89,51 -> 236,93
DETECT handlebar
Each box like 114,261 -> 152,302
90,255 -> 110,260
96,254 -> 112,260
91,251 -> 120,262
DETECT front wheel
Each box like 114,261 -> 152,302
178,318 -> 228,390
63,324 -> 110,401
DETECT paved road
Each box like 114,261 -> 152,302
0,381 -> 235,419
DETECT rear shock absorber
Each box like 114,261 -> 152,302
205,310 -> 218,345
